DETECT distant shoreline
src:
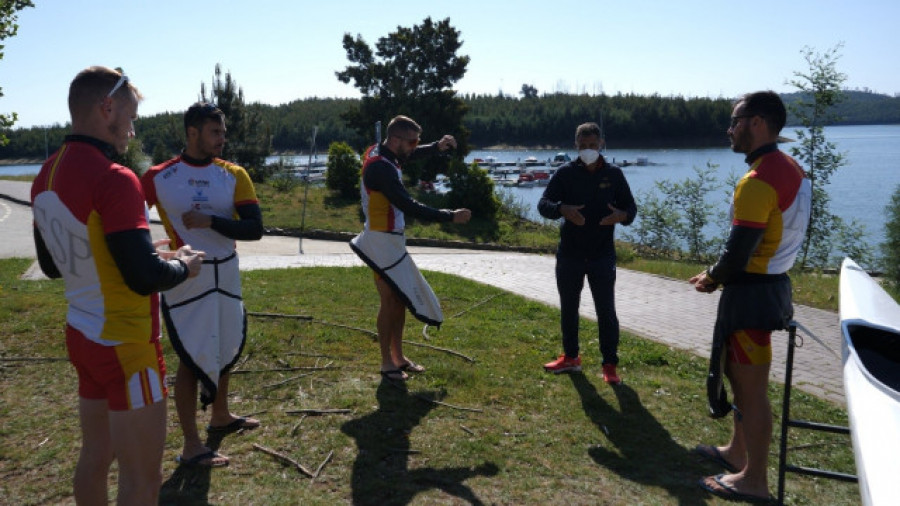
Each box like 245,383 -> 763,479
0,158 -> 42,166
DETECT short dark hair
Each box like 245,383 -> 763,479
184,101 -> 225,133
386,115 -> 422,139
575,122 -> 602,139
737,91 -> 786,134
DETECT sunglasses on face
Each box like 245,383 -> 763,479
730,114 -> 765,128
392,135 -> 419,147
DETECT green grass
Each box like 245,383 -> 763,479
256,183 -> 561,251
0,174 -> 35,182
0,259 -> 859,504
619,256 -> 840,312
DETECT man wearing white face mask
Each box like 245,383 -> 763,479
538,122 -> 637,383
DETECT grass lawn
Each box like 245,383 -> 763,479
0,259 -> 859,505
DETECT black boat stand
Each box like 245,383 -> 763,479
776,321 -> 857,505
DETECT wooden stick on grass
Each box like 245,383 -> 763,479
248,311 -> 313,320
290,414 -> 308,437
403,340 -> 476,363
264,372 -> 315,389
313,450 -> 334,479
286,408 -> 352,416
252,443 -> 314,478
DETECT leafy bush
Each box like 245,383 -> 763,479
113,138 -> 150,176
881,184 -> 900,287
624,164 -> 725,262
445,159 -> 500,220
325,141 -> 361,199
267,157 -> 300,193
623,188 -> 680,259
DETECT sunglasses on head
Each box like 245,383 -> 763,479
107,72 -> 129,98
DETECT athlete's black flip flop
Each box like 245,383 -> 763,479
207,416 -> 260,433
380,369 -> 408,381
176,450 -> 229,468
693,444 -> 738,473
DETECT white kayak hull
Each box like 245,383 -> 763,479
839,257 -> 900,506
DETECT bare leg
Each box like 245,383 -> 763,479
208,372 -> 259,428
74,398 -> 114,505
712,367 -> 748,471
174,362 -> 227,465
109,399 -> 166,505
375,278 -> 408,378
705,361 -> 772,498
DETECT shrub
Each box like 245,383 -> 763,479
445,160 -> 500,220
268,157 -> 300,193
325,141 -> 361,199
881,184 -> 900,287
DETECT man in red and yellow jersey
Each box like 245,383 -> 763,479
142,102 -> 263,468
691,91 -> 811,502
31,66 -> 204,505
350,115 -> 471,382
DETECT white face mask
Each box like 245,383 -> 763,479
578,149 -> 600,165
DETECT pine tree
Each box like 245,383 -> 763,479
336,17 -> 470,184
787,44 -> 847,269
201,64 -> 271,181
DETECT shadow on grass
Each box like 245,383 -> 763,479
341,379 -> 499,505
158,429 -> 233,505
568,373 -> 711,505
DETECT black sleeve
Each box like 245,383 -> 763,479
409,141 -> 441,161
707,225 -> 765,284
538,170 -> 565,219
364,162 -> 453,223
33,227 -> 62,279
209,203 -> 264,241
614,170 -> 638,226
105,229 -> 189,296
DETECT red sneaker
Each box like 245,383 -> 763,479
543,354 -> 582,374
602,364 -> 621,384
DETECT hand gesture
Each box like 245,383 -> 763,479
174,244 -> 206,278
437,135 -> 457,152
599,204 -> 627,226
182,210 -> 213,229
689,271 -> 718,293
560,204 -> 586,226
154,239 -> 174,258
452,208 -> 472,224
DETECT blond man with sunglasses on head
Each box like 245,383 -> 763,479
350,115 -> 470,382
31,66 -> 204,505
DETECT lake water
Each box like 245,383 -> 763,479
469,124 -> 900,255
4,124 -> 898,254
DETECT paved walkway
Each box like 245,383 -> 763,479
1,179 -> 845,405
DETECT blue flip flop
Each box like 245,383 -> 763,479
693,444 -> 738,473
699,474 -> 774,504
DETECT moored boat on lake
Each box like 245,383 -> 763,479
839,257 -> 900,506
550,152 -> 571,167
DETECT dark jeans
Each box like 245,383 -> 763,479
555,253 -> 619,365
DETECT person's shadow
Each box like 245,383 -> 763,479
569,373 -> 711,505
341,379 -> 499,505
158,429 -> 231,505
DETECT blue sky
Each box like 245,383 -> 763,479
3,0 -> 898,128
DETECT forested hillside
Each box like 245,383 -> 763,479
463,92 -> 730,148
2,90 -> 898,160
784,90 -> 900,125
